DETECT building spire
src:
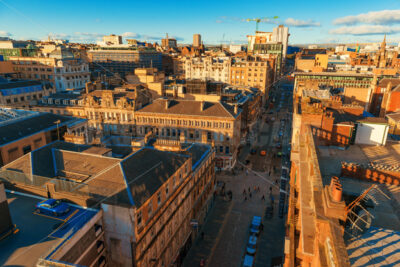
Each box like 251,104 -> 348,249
381,34 -> 386,52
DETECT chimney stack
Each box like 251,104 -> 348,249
200,101 -> 205,111
234,105 -> 239,114
165,100 -> 170,109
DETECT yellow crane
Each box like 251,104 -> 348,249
246,16 -> 279,32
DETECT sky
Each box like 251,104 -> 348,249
1,0 -> 400,45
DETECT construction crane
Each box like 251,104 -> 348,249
246,16 -> 279,32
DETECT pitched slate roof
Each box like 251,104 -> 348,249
120,148 -> 188,207
136,99 -> 239,118
2,141 -> 202,208
378,78 -> 400,89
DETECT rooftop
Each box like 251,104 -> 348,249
0,191 -> 98,266
294,72 -> 373,78
0,111 -> 86,146
0,79 -> 42,90
317,143 -> 400,183
1,141 -> 208,208
316,143 -> 400,264
136,99 -> 240,118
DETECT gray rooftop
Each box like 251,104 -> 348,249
0,111 -> 85,146
0,192 -> 61,267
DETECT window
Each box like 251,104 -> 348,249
157,192 -> 161,205
22,145 -> 31,154
137,211 -> 142,225
219,146 -> 223,153
8,147 -> 19,162
207,132 -> 212,140
225,146 -> 230,154
148,202 -> 153,216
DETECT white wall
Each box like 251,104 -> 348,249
355,123 -> 389,146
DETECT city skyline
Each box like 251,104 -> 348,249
1,0 -> 400,45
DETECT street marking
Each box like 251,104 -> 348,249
64,209 -> 79,222
48,210 -> 79,239
33,211 -> 65,221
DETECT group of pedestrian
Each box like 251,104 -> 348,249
243,186 -> 262,201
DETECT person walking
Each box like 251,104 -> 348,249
249,192 -> 252,198
243,189 -> 247,196
269,186 -> 272,192
257,186 -> 260,192
244,196 -> 247,201
248,187 -> 251,193
261,195 -> 265,201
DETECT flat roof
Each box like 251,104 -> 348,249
347,227 -> 400,266
317,143 -> 400,184
294,72 -> 373,78
0,191 -> 97,267
0,80 -> 42,90
0,113 -> 85,146
317,144 -> 400,229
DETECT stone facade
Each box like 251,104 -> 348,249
8,56 -> 90,92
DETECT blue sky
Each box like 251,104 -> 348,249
1,0 -> 400,45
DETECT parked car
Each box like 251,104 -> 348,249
250,216 -> 262,235
246,234 -> 258,255
243,255 -> 254,267
276,142 -> 282,149
250,148 -> 257,155
259,150 -> 267,156
36,199 -> 70,216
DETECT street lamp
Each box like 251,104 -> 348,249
54,120 -> 61,141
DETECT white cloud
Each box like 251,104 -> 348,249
329,25 -> 400,35
0,30 -> 12,36
121,32 -> 139,38
334,10 -> 400,25
285,18 -> 321,27
74,32 -> 104,38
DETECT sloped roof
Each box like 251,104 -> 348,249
386,112 -> 400,122
1,141 -> 209,208
121,148 -> 188,207
377,78 -> 400,88
136,99 -> 239,118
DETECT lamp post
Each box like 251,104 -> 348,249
54,120 -> 61,140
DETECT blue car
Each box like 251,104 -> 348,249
243,254 -> 254,267
36,199 -> 70,216
250,216 -> 262,235
246,234 -> 258,255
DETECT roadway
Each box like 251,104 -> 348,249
182,78 -> 294,267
